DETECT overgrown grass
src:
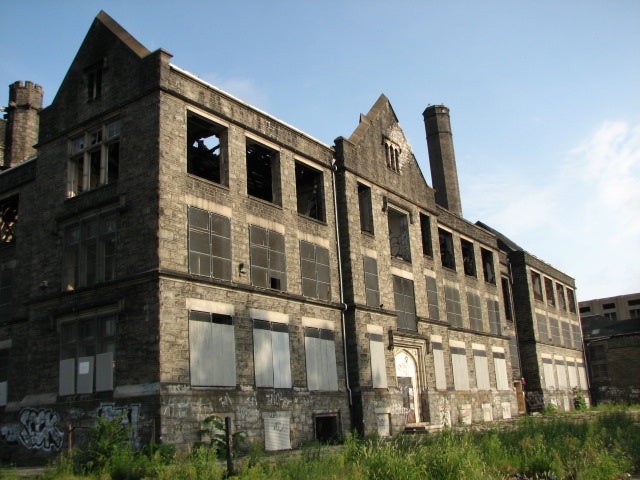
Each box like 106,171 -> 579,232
22,409 -> 640,479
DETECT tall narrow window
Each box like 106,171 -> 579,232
467,292 -> 483,331
561,321 -> 572,348
544,277 -> 555,307
537,314 -> 549,342
426,275 -> 439,320
0,342 -> 9,406
420,213 -> 433,257
432,340 -> 447,390
501,277 -> 514,322
0,269 -> 13,323
246,140 -> 280,205
493,349 -> 510,390
300,241 -> 331,301
548,317 -> 560,345
445,286 -> 463,327
393,276 -> 416,331
59,315 -> 116,395
304,327 -> 338,391
480,248 -> 495,284
295,162 -> 325,221
461,239 -> 476,277
253,320 -> 291,388
566,288 -> 577,313
556,359 -> 567,389
388,208 -> 411,262
556,284 -> 566,310
369,332 -> 387,388
531,271 -> 543,301
487,299 -> 501,335
363,256 -> 380,308
189,311 -> 236,386
188,207 -> 232,280
571,324 -> 582,349
542,358 -> 556,389
85,62 -> 103,101
187,112 -> 228,185
451,342 -> 470,390
358,183 -> 374,234
0,196 -> 18,245
249,225 -> 286,291
473,347 -> 490,390
438,229 -> 455,270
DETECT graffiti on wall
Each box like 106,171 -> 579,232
97,403 -> 142,450
0,408 -> 65,451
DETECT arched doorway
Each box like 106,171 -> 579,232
395,350 -> 420,424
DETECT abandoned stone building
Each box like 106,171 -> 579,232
0,11 -> 587,461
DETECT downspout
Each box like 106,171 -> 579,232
331,158 -> 352,406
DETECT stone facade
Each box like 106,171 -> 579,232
0,11 -> 583,462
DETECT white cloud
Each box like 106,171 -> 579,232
465,120 -> 640,300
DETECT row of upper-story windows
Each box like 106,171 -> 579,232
530,269 -> 577,313
536,313 -> 582,349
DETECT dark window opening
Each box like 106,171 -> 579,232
602,302 -> 615,310
393,275 -> 416,331
481,248 -> 495,284
358,183 -> 374,234
461,239 -> 476,277
420,213 -> 433,257
629,299 -> 640,306
315,415 -> 339,444
501,277 -> 514,322
86,63 -> 103,101
187,113 -> 227,185
604,311 -> 617,321
544,277 -> 555,307
556,284 -> 566,310
295,162 -> 325,221
531,271 -> 543,301
0,196 -> 18,245
246,140 -> 280,204
0,269 -> 13,323
567,288 -> 577,313
579,305 -> 590,314
388,209 -> 411,262
438,229 -> 455,270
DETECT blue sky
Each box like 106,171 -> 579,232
2,1 -> 639,300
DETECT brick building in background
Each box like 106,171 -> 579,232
0,11 -> 587,462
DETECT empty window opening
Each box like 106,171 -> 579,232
300,241 -> 331,301
579,305 -> 590,314
249,225 -> 286,291
393,276 -> 416,331
531,271 -> 543,301
295,162 -> 325,221
556,284 -> 566,310
438,229 -> 455,270
314,415 -> 339,444
85,62 -> 103,101
388,209 -> 411,262
544,277 -> 555,307
461,239 -> 476,277
246,140 -> 280,204
358,183 -> 374,234
187,113 -> 227,185
480,248 -> 495,284
420,213 -> 433,257
501,277 -> 514,322
467,292 -> 483,331
363,256 -> 380,308
0,269 -> 13,323
602,302 -> 615,310
0,196 -> 18,245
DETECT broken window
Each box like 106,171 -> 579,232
358,183 -> 374,234
63,213 -> 117,290
531,271 -> 543,301
249,225 -> 286,291
187,112 -> 227,185
188,206 -> 231,280
420,213 -> 433,257
85,62 -> 103,101
501,277 -> 514,322
253,319 -> 291,388
189,311 -> 236,386
68,120 -> 120,197
426,275 -> 439,320
544,277 -> 555,307
246,139 -> 280,205
363,256 -> 380,308
304,327 -> 338,391
300,241 -> 331,301
0,269 -> 13,324
480,248 -> 495,284
438,228 -> 456,270
0,343 -> 9,406
393,275 -> 416,331
0,196 -> 18,245
461,239 -> 476,277
567,288 -> 577,313
467,292 -> 483,331
388,208 -> 411,262
487,299 -> 501,335
295,162 -> 325,221
556,284 -> 566,310
445,285 -> 463,327
59,314 -> 116,395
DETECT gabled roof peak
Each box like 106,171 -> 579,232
95,10 -> 151,58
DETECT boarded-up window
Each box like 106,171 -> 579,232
188,207 -> 232,280
363,257 -> 380,308
300,241 -> 330,301
577,362 -> 588,389
561,322 -> 572,348
369,333 -> 387,388
304,327 -> 338,391
249,225 -> 286,291
420,213 -> 433,256
556,359 -> 567,389
253,320 -> 291,388
358,183 -> 374,234
493,350 -> 510,390
264,414 -> 291,451
426,276 -> 439,320
189,311 -> 236,387
445,286 -> 463,327
467,292 -> 483,331
567,361 -> 578,387
543,358 -> 556,389
473,348 -> 490,390
487,299 -> 501,335
451,345 -> 470,390
571,324 -> 582,349
537,314 -> 549,342
432,341 -> 447,390
388,208 -> 411,262
59,315 -> 115,395
393,276 -> 416,331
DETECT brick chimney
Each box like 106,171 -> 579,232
423,105 -> 462,216
3,81 -> 43,168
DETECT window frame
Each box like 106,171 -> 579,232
246,138 -> 281,205
425,275 -> 439,321
189,311 -> 236,387
253,319 -> 292,388
304,327 -> 338,391
186,111 -> 228,186
300,240 -> 331,301
358,183 -> 374,234
188,206 -> 232,280
461,239 -> 476,277
388,208 -> 411,262
363,256 -> 380,308
445,285 -> 463,327
420,213 -> 433,257
393,275 -> 417,331
249,225 -> 286,291
480,248 -> 496,284
467,292 -> 483,331
295,161 -> 326,221
438,228 -> 456,270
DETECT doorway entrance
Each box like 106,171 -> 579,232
395,351 -> 420,424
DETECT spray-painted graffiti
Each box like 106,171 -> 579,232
438,398 -> 451,427
0,424 -> 20,443
98,403 -> 142,450
17,408 -> 64,451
